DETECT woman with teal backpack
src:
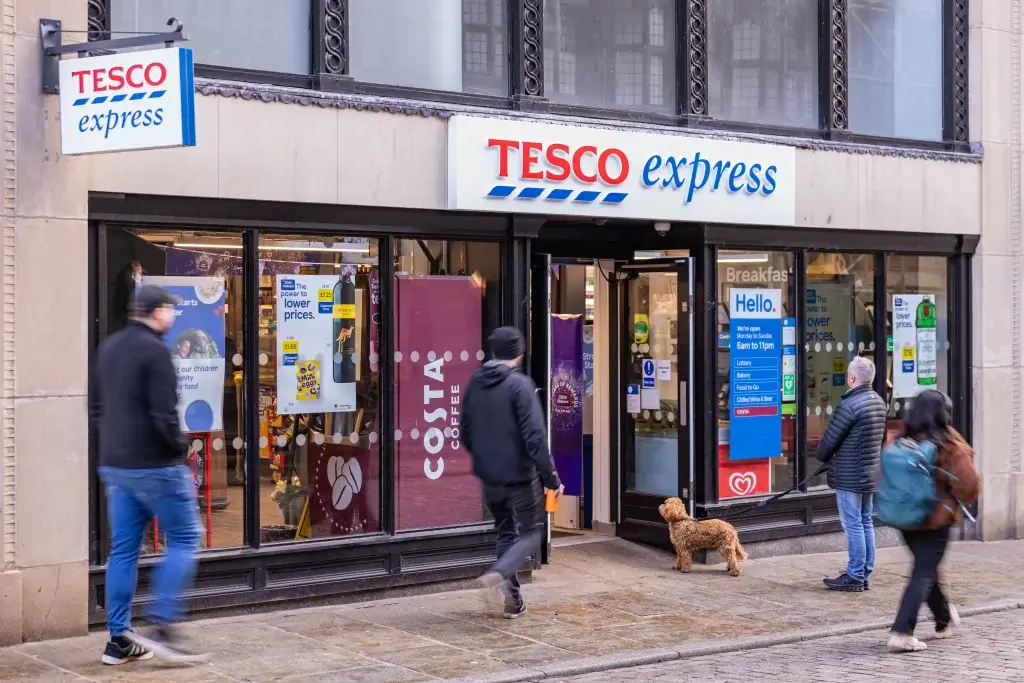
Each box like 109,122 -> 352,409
882,390 -> 979,652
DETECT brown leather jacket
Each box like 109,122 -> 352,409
923,428 -> 980,530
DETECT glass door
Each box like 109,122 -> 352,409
618,258 -> 694,531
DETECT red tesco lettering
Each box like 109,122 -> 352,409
487,139 -> 629,185
70,62 -> 167,95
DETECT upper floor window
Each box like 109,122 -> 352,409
707,0 -> 818,129
110,0 -> 311,74
349,0 -> 507,96
848,0 -> 942,141
543,0 -> 675,113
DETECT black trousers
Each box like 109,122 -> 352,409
892,526 -> 952,635
482,479 -> 544,605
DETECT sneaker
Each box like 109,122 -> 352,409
128,626 -> 210,664
503,602 -> 527,619
888,633 -> 927,652
823,573 -> 865,592
935,604 -> 961,639
477,571 -> 505,612
101,635 -> 154,665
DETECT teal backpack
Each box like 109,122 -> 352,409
876,438 -> 943,529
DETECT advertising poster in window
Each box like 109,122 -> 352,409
805,281 -> 854,441
551,314 -> 584,496
728,288 -> 783,460
275,272 -> 359,415
395,275 -> 484,530
141,275 -> 226,433
892,294 -> 939,398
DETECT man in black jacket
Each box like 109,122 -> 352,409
461,326 -> 563,618
817,356 -> 888,592
89,285 -> 208,664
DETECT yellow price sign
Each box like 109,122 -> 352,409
831,360 -> 846,373
333,303 -> 356,319
282,339 -> 299,354
317,288 -> 333,302
901,346 -> 915,360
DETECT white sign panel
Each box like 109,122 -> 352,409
893,293 -> 940,399
276,274 -> 358,415
447,115 -> 797,226
59,47 -> 196,155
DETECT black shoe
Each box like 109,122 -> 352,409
831,571 -> 870,590
503,601 -> 527,619
128,626 -> 210,663
101,635 -> 153,665
823,573 -> 865,592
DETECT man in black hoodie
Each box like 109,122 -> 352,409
90,285 -> 209,664
461,326 -> 562,618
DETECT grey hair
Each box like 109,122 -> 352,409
848,356 -> 876,386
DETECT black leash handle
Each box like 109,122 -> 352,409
715,463 -> 828,522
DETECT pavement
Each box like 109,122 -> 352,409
4,534 -> 1024,683
553,609 -> 1024,682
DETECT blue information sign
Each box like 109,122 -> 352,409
642,359 -> 656,388
728,288 -> 783,461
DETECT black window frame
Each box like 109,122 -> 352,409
696,226 -> 976,535
88,0 -> 971,152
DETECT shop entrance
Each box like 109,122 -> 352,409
616,258 -> 695,542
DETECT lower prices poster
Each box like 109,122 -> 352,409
551,314 -> 584,496
395,275 -> 484,530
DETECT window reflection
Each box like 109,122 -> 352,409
804,253 -> 876,489
716,251 -> 797,498
259,235 -> 382,543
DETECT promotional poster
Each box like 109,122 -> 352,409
275,273 -> 359,415
395,275 -> 484,530
728,288 -> 783,461
892,293 -> 940,399
551,314 -> 585,497
141,275 -> 226,433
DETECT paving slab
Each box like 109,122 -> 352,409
6,537 -> 1024,682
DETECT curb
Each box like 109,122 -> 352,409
445,598 -> 1024,683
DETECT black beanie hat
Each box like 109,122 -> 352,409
488,326 -> 525,361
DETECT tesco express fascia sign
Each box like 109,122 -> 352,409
58,47 -> 196,156
447,116 -> 796,227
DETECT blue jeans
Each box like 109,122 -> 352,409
98,465 -> 202,637
836,490 -> 875,583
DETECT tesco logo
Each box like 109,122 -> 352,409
70,61 -> 167,95
488,139 -> 629,185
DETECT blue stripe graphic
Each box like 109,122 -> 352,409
485,185 -> 630,204
71,90 -> 170,106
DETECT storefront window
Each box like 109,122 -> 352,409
349,0 -> 507,96
707,0 -> 818,128
717,250 -> 797,499
111,0 -> 311,75
261,234 -> 382,543
543,0 -> 676,113
804,253 -> 876,489
885,255 -> 949,440
394,239 -> 500,530
101,228 -> 246,553
848,0 -> 942,140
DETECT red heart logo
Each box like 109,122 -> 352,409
729,472 -> 757,497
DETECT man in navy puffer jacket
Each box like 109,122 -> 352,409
816,356 -> 887,592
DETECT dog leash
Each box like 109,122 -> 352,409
714,463 -> 829,522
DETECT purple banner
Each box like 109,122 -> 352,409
550,314 -> 584,496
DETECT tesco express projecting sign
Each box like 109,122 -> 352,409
58,47 -> 196,156
447,116 -> 796,227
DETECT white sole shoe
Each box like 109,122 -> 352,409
935,604 -> 961,639
888,633 -> 927,652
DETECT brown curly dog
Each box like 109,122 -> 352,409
658,497 -> 748,577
